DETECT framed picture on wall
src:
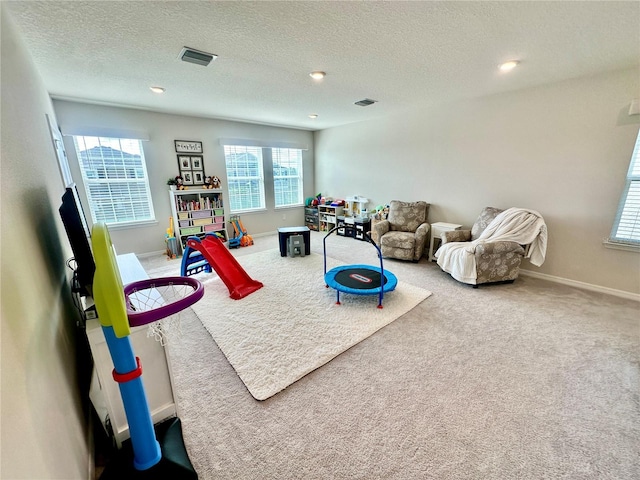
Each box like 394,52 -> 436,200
182,171 -> 194,185
191,156 -> 203,170
177,154 -> 205,186
175,140 -> 203,154
178,155 -> 191,170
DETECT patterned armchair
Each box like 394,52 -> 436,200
373,200 -> 430,262
438,207 -> 527,286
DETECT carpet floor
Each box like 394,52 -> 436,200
139,231 -> 639,480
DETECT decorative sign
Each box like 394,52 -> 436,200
174,140 -> 203,153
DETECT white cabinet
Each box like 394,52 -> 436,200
318,204 -> 344,232
87,253 -> 177,447
429,222 -> 463,261
169,188 -> 228,254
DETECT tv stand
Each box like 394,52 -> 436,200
81,253 -> 177,447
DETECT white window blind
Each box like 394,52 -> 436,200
73,136 -> 155,226
223,145 -> 265,212
611,130 -> 640,245
272,148 -> 303,208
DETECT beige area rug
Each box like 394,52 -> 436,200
189,248 -> 431,400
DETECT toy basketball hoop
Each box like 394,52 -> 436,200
124,276 -> 204,345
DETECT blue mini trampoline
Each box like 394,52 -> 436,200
323,227 -> 397,308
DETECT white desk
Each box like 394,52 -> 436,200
86,253 -> 177,447
428,222 -> 463,262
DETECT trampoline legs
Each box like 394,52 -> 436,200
336,290 -> 341,305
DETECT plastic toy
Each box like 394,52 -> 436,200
91,222 -> 203,478
323,226 -> 397,308
180,233 -> 228,275
184,234 -> 263,299
180,240 -> 213,276
229,215 -> 254,247
165,217 -> 178,259
228,235 -> 241,249
238,217 -> 253,246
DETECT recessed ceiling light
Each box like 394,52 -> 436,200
308,114 -> 318,119
150,86 -> 166,93
499,60 -> 520,72
309,71 -> 326,80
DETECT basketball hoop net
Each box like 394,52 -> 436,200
124,277 -> 204,346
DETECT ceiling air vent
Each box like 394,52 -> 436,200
179,47 -> 217,67
355,98 -> 377,107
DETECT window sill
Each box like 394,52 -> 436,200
105,219 -> 159,231
603,239 -> 640,252
275,204 -> 304,210
229,208 -> 267,215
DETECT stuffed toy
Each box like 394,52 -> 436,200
203,175 -> 221,189
175,175 -> 186,190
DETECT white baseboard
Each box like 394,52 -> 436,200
519,269 -> 640,302
137,234 -> 639,302
252,230 -> 278,238
136,232 -> 278,258
136,249 -> 166,258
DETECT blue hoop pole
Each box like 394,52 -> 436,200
101,325 -> 161,470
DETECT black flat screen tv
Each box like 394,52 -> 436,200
59,183 -> 95,295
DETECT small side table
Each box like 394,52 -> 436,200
429,222 -> 463,262
278,226 -> 311,257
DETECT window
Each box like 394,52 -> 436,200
223,143 -> 305,213
223,145 -> 266,212
272,148 -> 304,208
73,136 -> 155,226
610,129 -> 640,245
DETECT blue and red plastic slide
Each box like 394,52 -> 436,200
184,234 -> 263,299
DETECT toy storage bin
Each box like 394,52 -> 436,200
193,218 -> 213,226
205,223 -> 224,232
179,220 -> 191,227
213,209 -> 224,216
214,216 -> 224,223
180,226 -> 201,235
178,212 -> 189,220
191,210 -> 213,219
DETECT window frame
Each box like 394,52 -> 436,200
72,135 -> 156,228
272,147 -> 304,209
223,145 -> 267,214
608,129 -> 640,250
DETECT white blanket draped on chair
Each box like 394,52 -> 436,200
435,208 -> 548,284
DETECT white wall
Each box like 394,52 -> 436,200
1,6 -> 91,479
53,101 -> 314,256
315,68 -> 640,295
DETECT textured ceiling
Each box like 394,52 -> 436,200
5,1 -> 640,131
